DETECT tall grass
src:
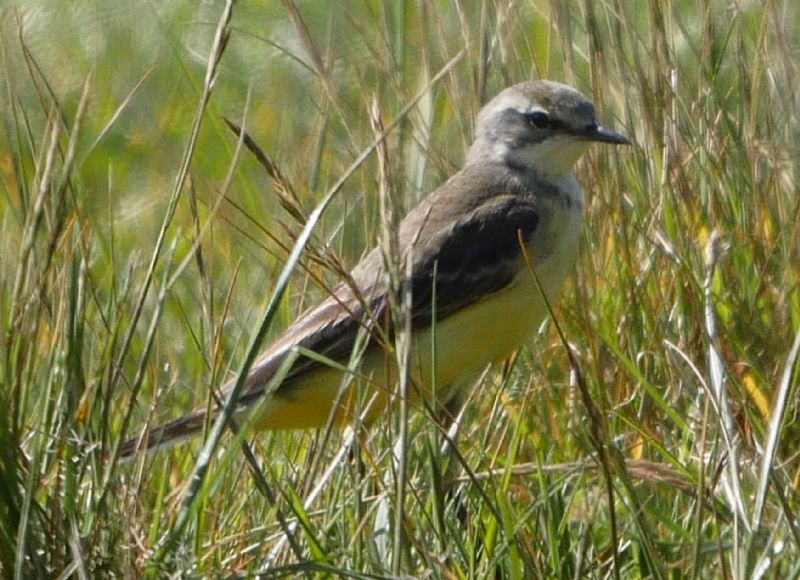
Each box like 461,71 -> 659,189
1,0 -> 798,576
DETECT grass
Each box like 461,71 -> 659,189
2,0 -> 799,577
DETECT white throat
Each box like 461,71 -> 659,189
505,136 -> 590,178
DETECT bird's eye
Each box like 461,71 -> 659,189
526,111 -> 550,129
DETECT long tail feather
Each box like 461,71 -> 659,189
119,408 -> 212,458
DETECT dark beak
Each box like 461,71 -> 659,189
585,124 -> 630,145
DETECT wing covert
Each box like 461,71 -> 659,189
408,195 -> 540,326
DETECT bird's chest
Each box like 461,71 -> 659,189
521,178 -> 584,299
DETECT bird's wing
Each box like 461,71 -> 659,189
238,179 -> 542,404
406,193 -> 540,327
236,276 -> 384,404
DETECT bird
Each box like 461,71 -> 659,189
120,80 -> 629,457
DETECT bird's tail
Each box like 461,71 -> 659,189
119,407 -> 212,459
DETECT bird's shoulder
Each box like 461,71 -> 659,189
397,162 -> 560,249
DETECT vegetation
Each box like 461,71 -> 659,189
1,0 -> 798,576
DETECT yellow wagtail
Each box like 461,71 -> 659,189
121,80 -> 629,456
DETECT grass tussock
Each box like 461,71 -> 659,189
1,0 -> 799,577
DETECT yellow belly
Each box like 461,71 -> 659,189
251,270 -> 555,431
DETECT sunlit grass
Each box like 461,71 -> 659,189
1,0 -> 798,576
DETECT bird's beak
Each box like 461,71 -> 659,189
585,124 -> 630,145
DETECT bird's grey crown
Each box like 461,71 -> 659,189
466,81 -> 600,168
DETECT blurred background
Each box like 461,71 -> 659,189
1,0 -> 798,576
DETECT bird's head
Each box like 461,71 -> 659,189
467,81 -> 629,177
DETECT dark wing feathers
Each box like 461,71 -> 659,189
238,290 -> 385,405
240,192 -> 540,402
408,197 -> 540,326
